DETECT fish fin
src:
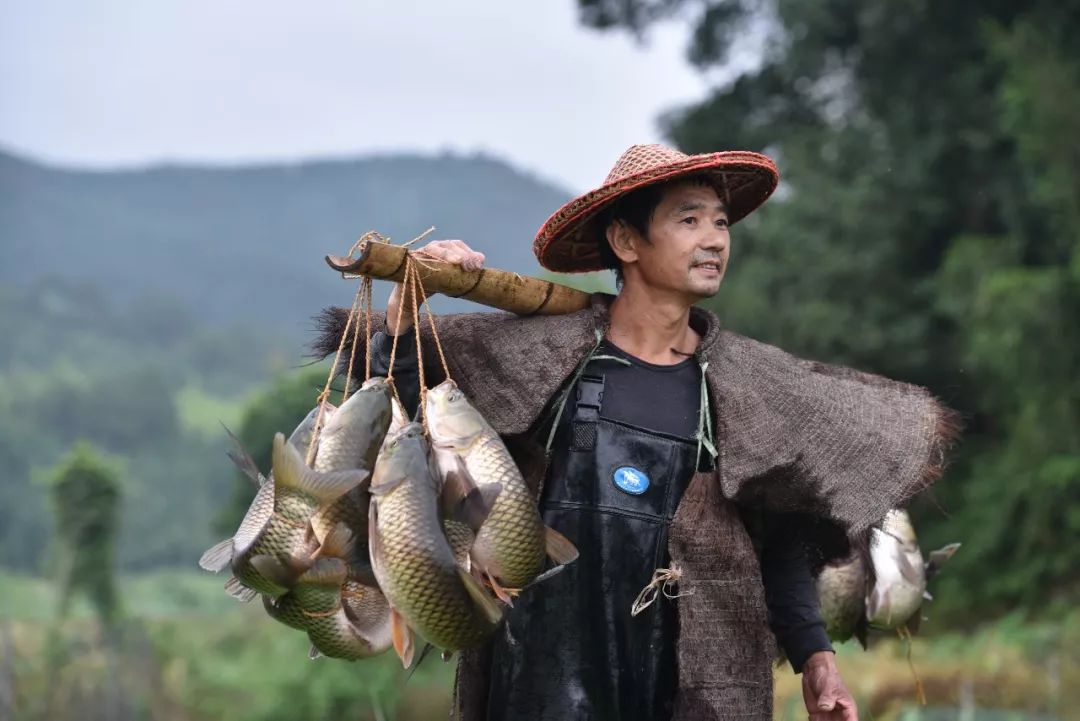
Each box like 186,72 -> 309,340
866,584 -> 886,622
367,501 -> 387,581
527,562 -> 569,588
348,563 -> 379,588
309,644 -> 323,660
297,557 -> 348,587
896,551 -> 924,587
368,475 -> 408,497
390,608 -> 414,668
199,538 -> 234,572
318,522 -> 356,560
224,575 -> 257,602
222,423 -> 266,487
448,484 -> 503,534
459,567 -> 504,624
484,573 -> 516,607
854,617 -> 869,649
437,451 -> 472,503
926,542 -> 961,580
405,643 -> 436,684
544,526 -> 579,566
272,433 -> 369,503
250,554 -> 297,590
923,590 -> 934,602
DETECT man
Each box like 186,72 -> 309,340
314,144 -> 957,720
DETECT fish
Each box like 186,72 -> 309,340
309,378 -> 393,548
815,550 -> 869,646
866,509 -> 927,629
290,402 -> 335,465
201,405 -> 336,597
368,423 -> 503,666
815,515 -> 962,644
259,523 -> 392,659
425,379 -> 578,602
378,394 -> 410,455
200,432 -> 369,597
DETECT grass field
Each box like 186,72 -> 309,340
1,570 -> 1076,720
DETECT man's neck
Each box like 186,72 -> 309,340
606,284 -> 701,365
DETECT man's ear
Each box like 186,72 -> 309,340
605,220 -> 638,265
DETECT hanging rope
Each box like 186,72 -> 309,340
311,228 -> 455,454
411,258 -> 452,386
898,624 -> 928,705
342,275 -> 372,402
306,279 -> 366,467
364,274 -> 373,382
384,254 -> 413,411
407,259 -> 430,431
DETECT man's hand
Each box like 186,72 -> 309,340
802,651 -> 858,720
386,239 -> 486,335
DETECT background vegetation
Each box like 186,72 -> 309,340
2,0 -> 1077,718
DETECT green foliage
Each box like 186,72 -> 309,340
0,278 -> 294,572
45,443 -> 123,624
1,571 -> 455,721
578,0 -> 1080,620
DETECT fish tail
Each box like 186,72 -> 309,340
544,526 -> 579,565
199,538 -> 233,572
272,433 -> 369,503
319,522 -> 356,560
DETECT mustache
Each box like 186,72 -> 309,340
690,253 -> 725,267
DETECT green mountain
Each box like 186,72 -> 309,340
0,149 -> 571,336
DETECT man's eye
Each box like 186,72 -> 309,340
681,217 -> 697,225
716,218 -> 729,228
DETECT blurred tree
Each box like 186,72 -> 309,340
46,442 -> 123,626
576,0 -> 1080,619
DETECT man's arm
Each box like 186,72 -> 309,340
761,513 -> 859,719
760,512 -> 833,673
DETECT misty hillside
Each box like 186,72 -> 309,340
0,149 -> 572,337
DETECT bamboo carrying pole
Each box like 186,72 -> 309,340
325,240 -> 592,316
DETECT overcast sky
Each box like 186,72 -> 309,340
1,1 -> 714,192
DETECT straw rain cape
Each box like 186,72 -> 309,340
313,293 -> 959,720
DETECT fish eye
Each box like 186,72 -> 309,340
448,389 -> 462,402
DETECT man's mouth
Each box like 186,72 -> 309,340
693,262 -> 723,273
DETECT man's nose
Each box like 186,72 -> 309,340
704,227 -> 728,253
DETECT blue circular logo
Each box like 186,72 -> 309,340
613,466 -> 650,495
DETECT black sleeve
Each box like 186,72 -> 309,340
760,513 -> 834,674
369,323 -> 422,421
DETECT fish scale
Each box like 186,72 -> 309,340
466,436 -> 546,587
369,426 -> 500,652
263,592 -> 309,630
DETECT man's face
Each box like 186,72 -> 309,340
615,182 -> 730,301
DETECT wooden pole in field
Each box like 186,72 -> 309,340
325,240 -> 592,316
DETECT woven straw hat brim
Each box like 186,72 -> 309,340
533,151 -> 779,273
